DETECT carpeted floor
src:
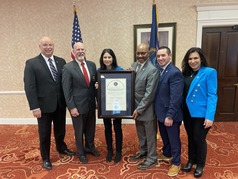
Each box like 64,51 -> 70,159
0,122 -> 238,179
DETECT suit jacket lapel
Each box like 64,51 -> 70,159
135,60 -> 149,83
72,60 -> 84,80
85,61 -> 93,79
39,54 -> 55,81
159,63 -> 171,82
54,56 -> 60,72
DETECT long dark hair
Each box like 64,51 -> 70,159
181,47 -> 209,76
99,48 -> 118,70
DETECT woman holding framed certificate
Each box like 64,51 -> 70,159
98,48 -> 123,163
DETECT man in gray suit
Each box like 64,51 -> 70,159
62,42 -> 99,164
24,36 -> 75,170
129,43 -> 159,169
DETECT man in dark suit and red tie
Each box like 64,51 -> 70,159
62,42 -> 99,164
24,36 -> 75,170
154,46 -> 184,177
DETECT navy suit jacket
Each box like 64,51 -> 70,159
154,63 -> 184,123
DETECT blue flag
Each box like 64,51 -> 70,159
149,0 -> 159,65
71,5 -> 83,60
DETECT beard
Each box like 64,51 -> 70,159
76,53 -> 85,61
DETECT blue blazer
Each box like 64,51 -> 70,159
154,63 -> 184,123
186,67 -> 218,121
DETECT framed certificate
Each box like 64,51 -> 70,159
97,71 -> 135,119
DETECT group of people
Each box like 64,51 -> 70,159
129,43 -> 217,178
24,36 -> 217,178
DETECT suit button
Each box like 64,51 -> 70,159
193,95 -> 195,97
198,84 -> 200,86
191,100 -> 194,103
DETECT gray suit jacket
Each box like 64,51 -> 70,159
132,60 -> 159,121
62,60 -> 97,114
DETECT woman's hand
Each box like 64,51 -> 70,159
204,119 -> 213,128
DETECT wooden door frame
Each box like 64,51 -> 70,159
196,3 -> 238,47
197,4 -> 238,121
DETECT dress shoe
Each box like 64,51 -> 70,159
194,165 -> 204,178
106,151 -> 113,162
181,162 -> 194,172
168,164 -> 181,176
114,152 -> 122,163
59,149 -> 76,156
130,152 -> 147,161
42,160 -> 52,170
86,148 -> 100,157
78,155 -> 88,164
158,153 -> 172,161
137,160 -> 158,170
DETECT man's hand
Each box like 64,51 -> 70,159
132,110 -> 139,120
95,82 -> 99,89
33,109 -> 41,118
164,117 -> 173,127
70,108 -> 79,117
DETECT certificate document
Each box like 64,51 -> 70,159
97,71 -> 135,119
105,78 -> 126,112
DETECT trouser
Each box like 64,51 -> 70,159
103,118 -> 122,153
183,104 -> 210,167
37,105 -> 67,161
158,121 -> 182,166
72,110 -> 96,155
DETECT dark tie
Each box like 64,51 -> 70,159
81,62 -> 90,86
48,58 -> 58,81
160,68 -> 164,76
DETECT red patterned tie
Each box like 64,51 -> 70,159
81,62 -> 90,86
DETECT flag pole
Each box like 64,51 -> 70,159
71,1 -> 83,60
149,0 -> 159,65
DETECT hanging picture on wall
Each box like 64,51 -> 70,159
133,22 -> 176,63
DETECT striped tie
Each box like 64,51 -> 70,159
48,58 -> 58,81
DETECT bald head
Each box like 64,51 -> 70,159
137,43 -> 149,52
39,36 -> 54,58
136,43 -> 149,63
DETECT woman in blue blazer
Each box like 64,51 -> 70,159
98,48 -> 123,163
181,47 -> 218,178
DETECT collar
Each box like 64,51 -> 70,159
161,60 -> 171,70
41,54 -> 54,62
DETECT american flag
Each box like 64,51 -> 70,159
71,5 -> 83,60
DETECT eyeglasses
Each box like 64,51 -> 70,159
136,52 -> 147,56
